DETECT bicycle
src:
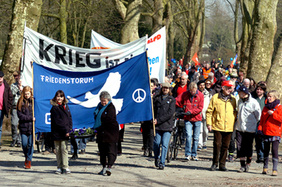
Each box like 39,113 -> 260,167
167,113 -> 185,163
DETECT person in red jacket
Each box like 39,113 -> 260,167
257,90 -> 282,176
176,82 -> 204,161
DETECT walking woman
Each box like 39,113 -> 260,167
50,90 -> 73,174
17,86 -> 35,169
94,91 -> 119,176
153,82 -> 176,170
258,90 -> 282,176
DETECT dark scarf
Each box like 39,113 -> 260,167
265,99 -> 280,110
242,95 -> 250,103
219,90 -> 231,101
162,94 -> 168,100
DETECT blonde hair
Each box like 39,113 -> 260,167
17,86 -> 33,111
268,90 -> 280,100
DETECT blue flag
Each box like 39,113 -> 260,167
33,52 -> 152,133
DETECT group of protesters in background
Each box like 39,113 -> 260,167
0,57 -> 281,177
144,58 -> 282,176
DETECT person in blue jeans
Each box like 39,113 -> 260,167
17,86 -> 35,169
71,138 -> 87,154
176,82 -> 204,161
153,82 -> 175,170
184,121 -> 201,160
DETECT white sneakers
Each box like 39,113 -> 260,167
66,168 -> 71,174
185,156 -> 198,161
55,168 -> 62,174
185,156 -> 191,161
55,168 -> 71,174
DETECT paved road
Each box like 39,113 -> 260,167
0,123 -> 282,186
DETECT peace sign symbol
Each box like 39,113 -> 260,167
132,89 -> 146,103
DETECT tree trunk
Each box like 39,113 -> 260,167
181,0 -> 204,65
239,0 -> 254,75
198,1 -> 205,55
113,0 -> 142,44
247,0 -> 278,82
164,1 -> 173,60
59,0 -> 67,44
234,0 -> 241,56
1,0 -> 42,84
266,32 -> 282,97
168,25 -> 175,61
152,0 -> 163,34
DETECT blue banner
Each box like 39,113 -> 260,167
33,52 -> 152,133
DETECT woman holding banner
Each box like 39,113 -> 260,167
94,91 -> 119,176
17,86 -> 35,169
153,82 -> 176,170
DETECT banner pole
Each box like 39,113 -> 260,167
32,62 -> 35,149
145,46 -> 155,137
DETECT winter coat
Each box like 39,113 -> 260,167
154,94 -> 176,132
236,94 -> 261,133
50,100 -> 73,141
172,83 -> 189,98
258,103 -> 282,137
2,80 -> 12,117
206,92 -> 237,132
17,99 -> 33,135
96,102 -> 119,143
175,90 -> 204,122
201,89 -> 212,120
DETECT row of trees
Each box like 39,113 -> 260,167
0,0 -> 281,96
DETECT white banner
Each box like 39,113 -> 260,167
22,27 -> 147,87
90,27 -> 166,83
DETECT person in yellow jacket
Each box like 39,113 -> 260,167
206,80 -> 237,171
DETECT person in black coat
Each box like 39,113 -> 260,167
50,90 -> 73,174
0,71 -> 13,148
153,82 -> 176,170
94,91 -> 119,176
17,86 -> 34,169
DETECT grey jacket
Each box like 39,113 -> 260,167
236,94 -> 261,133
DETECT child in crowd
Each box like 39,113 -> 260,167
50,90 -> 73,174
17,86 -> 35,169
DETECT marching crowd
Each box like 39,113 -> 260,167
0,58 -> 281,177
145,60 -> 282,177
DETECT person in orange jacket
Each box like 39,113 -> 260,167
257,90 -> 282,176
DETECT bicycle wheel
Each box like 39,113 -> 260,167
174,132 -> 180,159
167,132 -> 174,163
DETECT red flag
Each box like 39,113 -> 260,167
179,59 -> 183,66
192,53 -> 199,66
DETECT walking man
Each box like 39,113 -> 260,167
206,80 -> 237,171
10,71 -> 22,147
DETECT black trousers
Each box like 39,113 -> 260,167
141,121 -> 154,152
213,131 -> 232,168
236,131 -> 255,158
44,132 -> 54,151
98,142 -> 118,167
118,127 -> 125,153
228,130 -> 236,154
